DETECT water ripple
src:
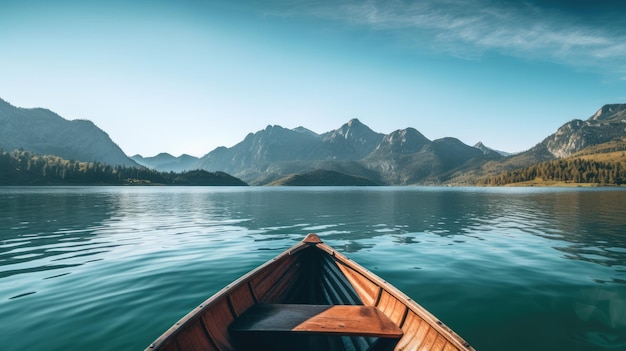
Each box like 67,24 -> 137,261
1,186 -> 626,351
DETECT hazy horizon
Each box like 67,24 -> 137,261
2,0 -> 626,157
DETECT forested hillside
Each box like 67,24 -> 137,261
475,140 -> 626,186
0,149 -> 247,186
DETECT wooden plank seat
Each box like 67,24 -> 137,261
229,304 -> 403,338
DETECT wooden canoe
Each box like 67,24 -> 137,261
146,234 -> 475,351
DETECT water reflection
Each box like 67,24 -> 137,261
216,187 -> 626,269
485,190 -> 626,279
3,187 -> 624,281
1,186 -> 626,351
0,188 -> 121,281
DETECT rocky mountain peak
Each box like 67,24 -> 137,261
396,127 -> 427,140
242,125 -> 292,144
371,128 -> 430,156
333,118 -> 373,139
590,104 -> 626,121
292,126 -> 319,138
320,119 -> 385,159
347,118 -> 362,127
473,141 -> 512,157
335,119 -> 381,141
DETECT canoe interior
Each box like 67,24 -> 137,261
147,236 -> 475,351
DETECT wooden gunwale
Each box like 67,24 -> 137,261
313,241 -> 475,351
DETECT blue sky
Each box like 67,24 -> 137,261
2,0 -> 626,157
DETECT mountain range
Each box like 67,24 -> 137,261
131,153 -> 199,173
194,119 -> 508,185
1,96 -> 625,186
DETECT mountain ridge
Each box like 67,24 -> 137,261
195,103 -> 626,185
3,95 -> 625,186
519,103 -> 626,161
131,153 -> 199,172
196,119 -> 501,185
0,98 -> 137,167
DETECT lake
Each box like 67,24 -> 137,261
1,186 -> 625,351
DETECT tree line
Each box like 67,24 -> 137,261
0,149 -> 246,186
476,157 -> 625,186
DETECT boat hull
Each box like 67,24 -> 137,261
146,234 -> 475,351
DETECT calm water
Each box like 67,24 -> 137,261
1,186 -> 626,351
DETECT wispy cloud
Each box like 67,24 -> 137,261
269,0 -> 626,76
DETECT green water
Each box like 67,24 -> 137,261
1,186 -> 625,350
